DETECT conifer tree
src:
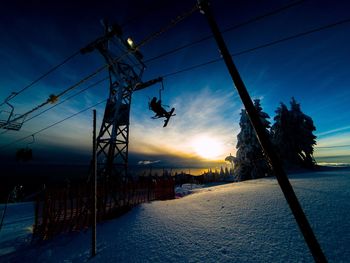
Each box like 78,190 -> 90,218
271,98 -> 316,168
271,102 -> 297,167
233,99 -> 271,181
289,97 -> 317,167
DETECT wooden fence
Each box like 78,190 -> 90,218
33,177 -> 174,240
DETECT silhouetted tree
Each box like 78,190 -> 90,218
271,97 -> 316,168
290,98 -> 317,167
270,102 -> 295,166
225,153 -> 235,170
224,167 -> 229,177
234,99 -> 270,181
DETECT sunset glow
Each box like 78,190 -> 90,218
0,0 -> 349,170
191,135 -> 224,160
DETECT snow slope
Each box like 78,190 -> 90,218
1,168 -> 350,262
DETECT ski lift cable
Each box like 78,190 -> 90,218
0,3 -> 165,108
2,13 -> 347,134
0,60 -> 108,130
0,1 -> 301,128
0,5 -> 199,142
0,51 -> 81,108
1,60 -> 348,151
161,17 -> 350,78
0,10 -> 346,160
136,5 -> 199,48
1,4 -> 198,130
144,0 -> 306,64
2,61 -> 124,128
0,100 -> 106,150
0,0 -> 314,115
23,77 -> 109,124
4,14 -> 346,136
4,1 -> 334,144
0,77 -> 108,136
119,1 -> 171,29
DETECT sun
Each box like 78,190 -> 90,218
191,135 -> 223,160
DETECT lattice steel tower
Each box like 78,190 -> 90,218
81,22 -> 154,181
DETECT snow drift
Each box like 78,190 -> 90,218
1,168 -> 350,262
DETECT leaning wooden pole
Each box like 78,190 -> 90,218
92,109 -> 97,257
197,1 -> 327,262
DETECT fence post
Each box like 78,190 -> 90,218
92,109 -> 97,257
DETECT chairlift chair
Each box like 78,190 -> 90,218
0,94 -> 25,131
148,79 -> 175,127
16,135 -> 35,162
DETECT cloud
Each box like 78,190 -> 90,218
130,151 -> 226,169
316,125 -> 350,137
316,131 -> 350,147
1,81 -> 252,169
129,86 -> 241,161
137,160 -> 161,165
314,131 -> 350,157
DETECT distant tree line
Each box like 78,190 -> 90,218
232,98 -> 316,181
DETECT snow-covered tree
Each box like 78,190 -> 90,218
270,102 -> 295,167
233,99 -> 271,181
271,98 -> 316,168
225,153 -> 235,170
289,97 -> 317,167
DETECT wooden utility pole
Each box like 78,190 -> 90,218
198,1 -> 327,262
92,109 -> 97,257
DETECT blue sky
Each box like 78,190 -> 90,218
0,0 -> 350,170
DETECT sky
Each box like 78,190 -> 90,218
0,0 -> 350,174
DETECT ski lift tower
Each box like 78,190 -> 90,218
81,22 -> 155,182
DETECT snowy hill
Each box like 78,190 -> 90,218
1,168 -> 350,262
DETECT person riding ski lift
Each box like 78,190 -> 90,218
149,97 -> 170,118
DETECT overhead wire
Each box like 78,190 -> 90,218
0,77 -> 108,135
2,3 -> 349,148
24,77 -> 108,124
0,1 -> 306,130
120,0 -> 170,28
161,17 -> 350,78
0,51 -> 81,108
144,0 -> 306,64
0,0 -> 176,107
0,65 -> 108,128
0,4 -> 199,143
1,1 -> 301,130
137,5 -> 199,48
0,0 -> 169,107
0,100 -> 106,150
0,3 -> 198,131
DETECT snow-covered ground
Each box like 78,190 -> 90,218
1,168 -> 350,262
175,183 -> 221,198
